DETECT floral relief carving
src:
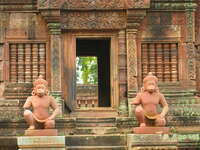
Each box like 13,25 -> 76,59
126,30 -> 138,92
61,0 -> 124,9
61,12 -> 126,30
38,0 -> 62,8
126,0 -> 150,8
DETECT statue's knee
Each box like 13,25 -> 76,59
155,118 -> 166,126
45,120 -> 55,129
135,106 -> 143,114
24,110 -> 32,117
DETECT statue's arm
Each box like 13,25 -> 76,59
159,93 -> 169,117
130,93 -> 141,105
48,96 -> 60,120
23,97 -> 32,109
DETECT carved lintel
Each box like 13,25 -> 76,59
60,0 -> 150,10
61,11 -> 126,30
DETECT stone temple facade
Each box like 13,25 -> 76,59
0,0 -> 200,149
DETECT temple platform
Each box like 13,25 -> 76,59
17,136 -> 65,150
133,127 -> 170,134
25,129 -> 58,136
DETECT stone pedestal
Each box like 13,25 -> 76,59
17,136 -> 65,150
25,129 -> 58,136
133,127 -> 170,134
127,134 -> 177,150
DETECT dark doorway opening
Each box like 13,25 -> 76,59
76,39 -> 111,107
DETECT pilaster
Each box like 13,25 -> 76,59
185,2 -> 197,82
126,10 -> 147,98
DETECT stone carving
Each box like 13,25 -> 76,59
131,72 -> 169,127
38,0 -> 49,8
186,43 -> 196,80
61,0 -> 150,10
38,0 -> 61,9
61,0 -> 124,9
61,11 -> 126,30
126,30 -> 137,94
23,75 -> 60,129
126,0 -> 150,9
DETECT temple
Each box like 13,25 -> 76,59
0,0 -> 200,149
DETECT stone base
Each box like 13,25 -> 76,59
127,134 -> 177,150
25,129 -> 58,136
17,136 -> 65,150
133,127 -> 170,134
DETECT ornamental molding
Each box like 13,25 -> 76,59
38,0 -> 150,10
151,0 -> 197,11
61,11 -> 126,30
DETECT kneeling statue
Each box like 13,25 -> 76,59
131,72 -> 169,127
23,75 -> 60,130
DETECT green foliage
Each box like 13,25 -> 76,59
76,57 -> 98,84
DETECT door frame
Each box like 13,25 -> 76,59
62,32 -> 119,110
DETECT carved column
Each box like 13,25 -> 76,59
126,10 -> 146,98
48,22 -> 63,115
126,29 -> 138,98
185,3 -> 197,82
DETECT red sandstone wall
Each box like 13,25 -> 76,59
0,12 -> 49,97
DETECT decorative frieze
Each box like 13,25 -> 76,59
61,11 -> 126,30
38,0 -> 150,10
61,0 -> 124,10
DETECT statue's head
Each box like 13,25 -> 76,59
142,72 -> 158,93
32,75 -> 48,97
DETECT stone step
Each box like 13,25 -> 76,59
74,127 -> 118,135
76,117 -> 116,127
66,146 -> 127,150
65,135 -> 127,147
71,108 -> 118,118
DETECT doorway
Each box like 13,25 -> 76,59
76,39 -> 111,107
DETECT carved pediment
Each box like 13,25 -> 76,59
38,0 -> 150,10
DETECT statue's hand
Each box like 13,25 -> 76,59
159,113 -> 165,119
47,115 -> 55,120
